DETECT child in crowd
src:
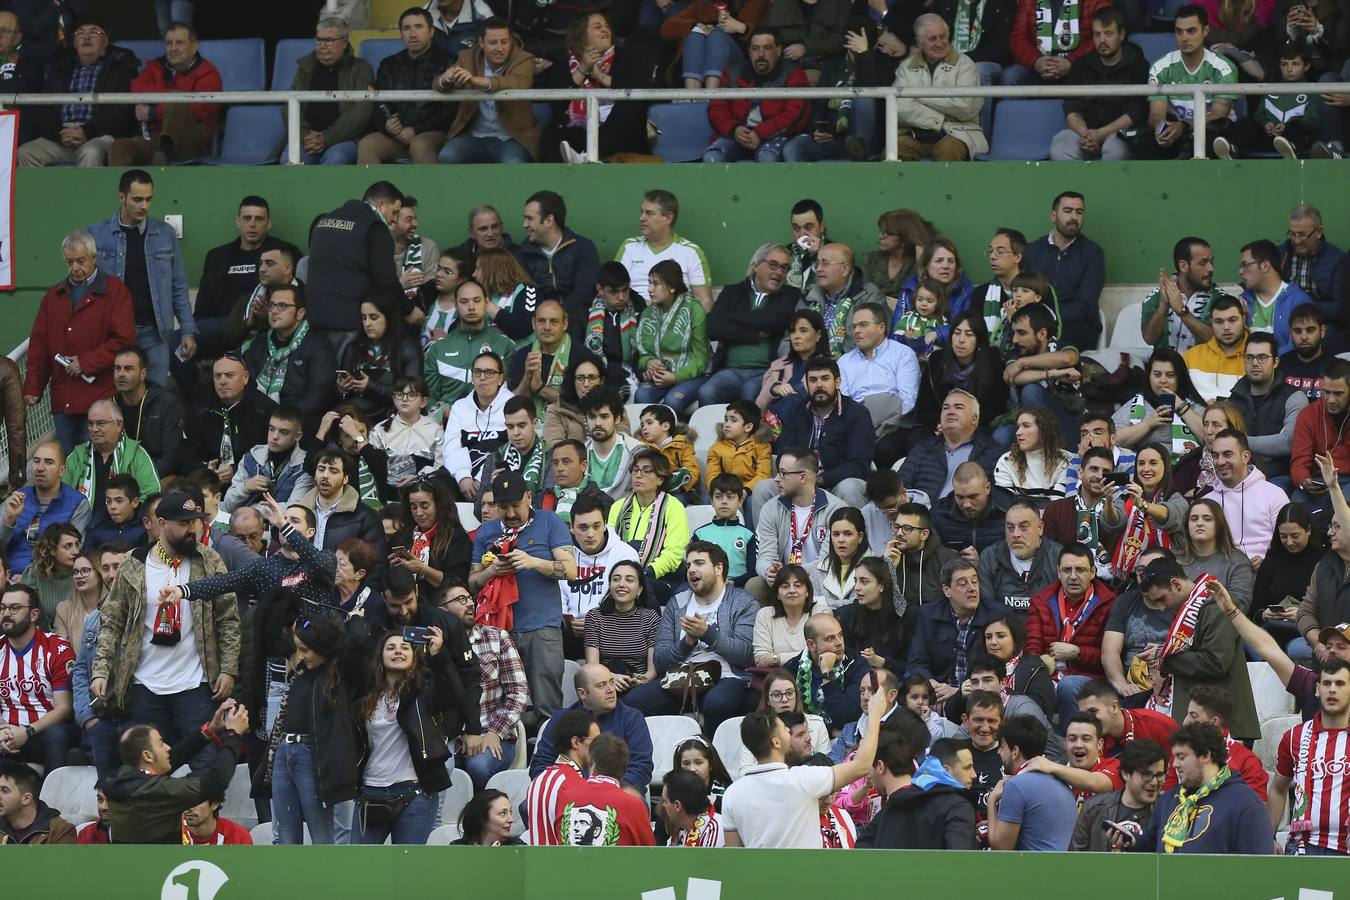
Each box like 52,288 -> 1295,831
890,277 -> 949,358
692,474 -> 757,587
1223,44 -> 1319,160
83,474 -> 146,548
639,404 -> 700,503
370,376 -> 445,488
705,400 -> 772,509
903,673 -> 947,746
422,248 -> 471,347
993,271 -> 1061,354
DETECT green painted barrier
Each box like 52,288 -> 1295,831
6,847 -> 1345,899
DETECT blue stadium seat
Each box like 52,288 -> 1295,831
118,40 -> 163,68
200,38 -> 266,92
1130,34 -> 1176,64
272,38 -> 313,91
360,39 -> 404,73
977,98 -> 1063,161
648,102 -> 711,162
202,105 -> 283,165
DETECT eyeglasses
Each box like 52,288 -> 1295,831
988,247 -> 1012,258
393,391 -> 423,401
894,523 -> 925,535
471,368 -> 502,378
775,470 -> 806,479
768,690 -> 796,702
1243,354 -> 1273,364
266,301 -> 296,311
574,373 -> 602,384
1238,259 -> 1260,270
443,593 -> 472,605
315,36 -> 344,45
74,27 -> 106,38
1141,770 -> 1168,783
761,260 -> 789,272
0,603 -> 30,614
631,466 -> 657,476
88,419 -> 115,429
1288,228 -> 1321,240
72,567 -> 96,577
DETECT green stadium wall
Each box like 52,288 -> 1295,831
5,161 -> 1340,352
7,845 -> 1345,899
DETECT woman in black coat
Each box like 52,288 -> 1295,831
338,293 -> 424,423
1252,502 -> 1325,651
395,476 -> 473,597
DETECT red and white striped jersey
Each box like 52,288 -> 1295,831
820,803 -> 857,849
526,759 -> 585,846
0,628 -> 75,727
670,810 -> 725,848
1277,713 -> 1350,854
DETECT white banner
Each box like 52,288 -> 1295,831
0,110 -> 14,290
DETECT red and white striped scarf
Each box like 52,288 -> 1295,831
1147,573 -> 1215,716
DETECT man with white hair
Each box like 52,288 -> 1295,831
61,399 -> 161,513
701,242 -> 800,405
893,15 -> 987,161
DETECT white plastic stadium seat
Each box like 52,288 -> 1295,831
485,769 -> 532,837
38,765 -> 98,824
712,716 -> 748,782
1248,661 -> 1294,723
250,822 -> 272,844
562,658 -> 581,705
1254,714 -> 1300,771
457,501 -> 479,531
426,823 -> 461,844
509,720 -> 528,770
440,767 -> 474,833
684,504 -> 716,534
1109,302 -> 1146,350
688,403 -> 728,465
645,715 -> 702,788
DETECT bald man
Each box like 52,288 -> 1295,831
932,460 -> 1014,560
802,243 -> 886,357
784,613 -> 866,729
1,441 -> 92,572
529,662 -> 654,789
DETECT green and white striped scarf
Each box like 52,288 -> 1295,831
256,320 -> 310,402
503,439 -> 547,492
1128,393 -> 1198,462
635,293 -> 698,377
585,295 -> 638,362
1037,0 -> 1080,54
954,0 -> 987,52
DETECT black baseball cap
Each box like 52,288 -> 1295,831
490,471 -> 528,503
157,490 -> 210,522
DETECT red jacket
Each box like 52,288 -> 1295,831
708,59 -> 811,141
1290,398 -> 1350,487
1010,0 -> 1110,69
24,270 -> 136,416
131,55 -> 223,136
1025,578 -> 1116,676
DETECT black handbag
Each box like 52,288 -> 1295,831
357,786 -> 422,834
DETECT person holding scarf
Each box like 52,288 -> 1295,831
63,398 -> 161,513
785,613 -> 865,731
240,284 -> 337,439
1026,543 -> 1117,732
1135,558 -> 1260,740
633,259 -> 710,419
1109,444 -> 1189,580
337,295 -> 424,424
1113,350 -> 1207,458
486,396 -> 549,494
1006,0 -> 1109,85
394,476 -> 472,595
584,264 -> 643,398
390,196 -> 439,302
507,299 -> 572,421
1042,446 -> 1124,580
607,449 -> 690,605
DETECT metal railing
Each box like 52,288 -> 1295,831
3,81 -> 1348,163
0,340 -> 53,487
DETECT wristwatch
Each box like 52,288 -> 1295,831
24,724 -> 36,739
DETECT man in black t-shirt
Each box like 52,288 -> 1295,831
1280,303 -> 1330,400
195,197 -> 294,357
1070,739 -> 1166,851
1101,546 -> 1174,709
960,690 -> 1005,816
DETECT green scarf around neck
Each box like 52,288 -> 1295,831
796,650 -> 846,724
1163,765 -> 1231,853
257,319 -> 311,402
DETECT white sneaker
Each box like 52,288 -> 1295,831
1213,136 -> 1233,160
559,140 -> 588,164
1273,135 -> 1297,160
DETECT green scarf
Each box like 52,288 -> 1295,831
257,320 -> 310,402
356,457 -> 381,509
813,293 -> 856,358
76,436 -> 129,499
635,294 -> 697,377
1163,766 -> 1232,853
1128,394 -> 1198,463
585,296 -> 638,365
796,650 -> 846,725
953,0 -> 987,52
1037,0 -> 1081,55
530,333 -> 572,419
1074,494 -> 1100,548
402,234 -> 423,272
504,439 -> 547,491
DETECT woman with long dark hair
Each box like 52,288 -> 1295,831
1252,502 -> 1324,642
337,294 -> 423,422
757,308 -> 828,410
632,259 -> 709,416
1113,349 -> 1207,454
808,507 -> 870,609
21,522 -> 80,629
542,351 -> 630,446
834,557 -> 910,674
452,789 -> 524,845
1109,443 -> 1190,579
980,615 -> 1054,719
395,477 -> 472,593
915,312 -> 1008,429
753,563 -> 830,667
351,628 -> 462,845
584,560 -> 660,692
1177,498 -> 1255,612
993,406 -> 1073,506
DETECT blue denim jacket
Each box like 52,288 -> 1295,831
88,211 -> 195,337
73,608 -> 100,727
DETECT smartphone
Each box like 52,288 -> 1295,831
1155,392 -> 1176,412
1103,472 -> 1130,486
1156,121 -> 1169,136
335,369 -> 351,380
1102,820 -> 1139,844
54,353 -> 73,367
1307,478 -> 1327,489
390,545 -> 410,560
402,625 -> 432,646
174,345 -> 190,362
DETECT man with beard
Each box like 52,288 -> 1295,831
1141,238 -> 1227,353
581,388 -> 643,499
1183,295 -> 1248,402
0,584 -> 76,775
1270,658 -> 1350,856
1070,739 -> 1167,851
1292,365 -> 1350,508
1280,305 -> 1330,400
1225,332 -> 1307,482
1205,429 -> 1287,559
1002,302 -> 1082,446
1023,191 -> 1106,351
987,715 -> 1077,851
1077,679 -> 1178,762
1238,240 -> 1313,358
703,29 -> 809,163
1182,686 -> 1268,799
978,501 -> 1062,617
90,491 -> 241,769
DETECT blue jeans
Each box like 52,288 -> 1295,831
272,740 -> 336,844
53,414 -> 90,454
129,682 -> 217,769
696,367 -> 766,405
1292,475 -> 1350,515
438,135 -> 532,164
639,0 -> 692,27
85,717 -> 123,777
5,723 -> 76,775
625,676 -> 754,737
682,29 -> 741,81
301,141 -> 357,165
353,781 -> 439,845
784,134 -> 845,162
136,323 -> 172,387
1055,675 -> 1093,733
635,378 -> 706,419
704,135 -> 790,163
459,741 -> 516,792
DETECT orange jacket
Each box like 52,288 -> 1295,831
705,436 -> 771,492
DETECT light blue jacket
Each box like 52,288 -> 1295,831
72,608 -> 100,727
89,211 -> 195,337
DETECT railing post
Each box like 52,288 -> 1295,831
585,94 -> 600,163
287,97 -> 301,165
884,92 -> 898,162
1191,88 -> 1206,159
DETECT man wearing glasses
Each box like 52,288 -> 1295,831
700,243 -> 799,406
443,351 -> 513,501
239,284 -> 337,437
1070,739 -> 1167,851
1277,205 -> 1346,332
62,398 -> 161,510
0,584 -> 77,776
1225,332 -> 1307,485
287,16 -> 375,166
1238,239 -> 1313,357
747,447 -> 845,604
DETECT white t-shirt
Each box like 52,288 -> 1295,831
790,504 -> 825,566
135,552 -> 205,694
365,694 -> 418,787
614,234 -> 711,300
721,762 -> 834,848
1009,551 -> 1033,578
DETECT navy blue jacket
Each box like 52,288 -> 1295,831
530,699 -> 654,789
772,394 -> 875,490
512,228 -> 601,331
906,596 -> 1009,685
899,430 -> 1004,502
1136,772 -> 1271,854
932,486 -> 1014,554
1023,233 -> 1106,351
1278,238 -> 1346,322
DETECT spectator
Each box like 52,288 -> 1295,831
878,503 -> 952,617
18,523 -> 76,629
802,506 -> 868,608
837,557 -> 912,675
754,563 -> 831,666
1250,503 -> 1322,653
1068,412 -> 1137,485
1279,205 -> 1346,324
1136,6 -> 1237,160
295,448 -> 385,555
0,765 -> 76,844
112,347 -> 182,480
1291,360 -> 1350,503
1023,191 -> 1106,352
932,461 -> 1014,560
1227,333 -> 1307,481
750,447 -> 847,595
1240,239 -> 1314,357
704,403 -> 772,498
1026,542 -> 1117,728
704,28 -> 810,163
550,11 -> 652,163
1183,295 -> 1249,401
694,474 -> 757,587
858,470 -> 921,552
958,689 -> 1007,813
1140,237 -> 1226,353
1006,0 -> 1109,85
525,709 -> 598,845
514,191 -> 600,330
661,767 -> 726,847
557,733 -> 657,845
62,399 -> 160,512
1113,349 -> 1206,453
240,284 -> 338,437
107,22 -> 221,166
607,449 -> 690,603
222,244 -> 299,353
1174,498 -> 1254,614
1182,685 -> 1268,799
1042,447 -> 1124,575
581,388 -> 642,499
539,439 -> 613,523
1128,723 -> 1269,853
83,475 -> 147,550
912,318 -> 1009,456
359,9 -> 454,164
1224,43 -> 1320,159
0,442 -> 91,574
17,16 -> 137,167
784,199 -> 830,293
1078,679 -> 1179,761
581,559 -> 657,690
425,280 -> 517,409
290,17 -> 375,165
615,189 -> 713,311
1023,712 -> 1124,800
934,0 -> 1017,82
1137,558 -> 1259,740
385,196 -> 438,304
1070,739 -> 1167,851
0,11 -> 42,107
970,227 -> 1026,333
893,239 -> 977,344
893,15 -> 987,161
978,500 -> 1063,616
758,309 -> 829,409
1000,303 -> 1083,447
0,583 -> 76,774
75,786 -> 112,844
458,204 -> 515,255
337,295 -> 424,425
506,301 -> 573,421
218,405 -> 311,516
181,795 -> 252,845
1296,459 -> 1350,655
764,360 -> 873,511
88,169 -> 194,387
436,17 -> 539,164
762,0 -> 851,67
580,267 -> 644,396
856,722 -> 978,850
179,354 -> 276,484
420,248 -> 472,346
531,663 -> 654,789
1051,6 -> 1149,161
1109,448 -> 1189,585
1270,657 -> 1350,855
907,559 -> 1008,704
305,181 -> 402,340
443,349 -> 514,499
987,715 -> 1077,850
863,209 -> 937,302
994,406 -> 1074,507
976,617 -> 1057,720
1206,430 -> 1288,559
663,0 -> 768,90
424,0 -> 494,53
703,245 -> 799,406
839,302 -> 920,438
